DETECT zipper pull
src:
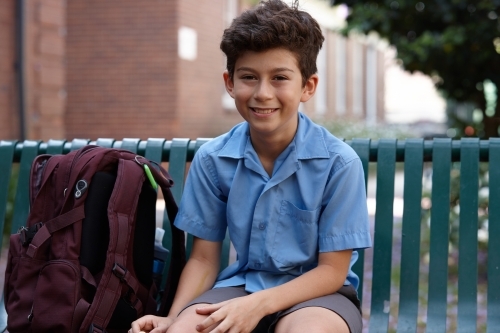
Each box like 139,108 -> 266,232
28,305 -> 34,322
143,164 -> 158,191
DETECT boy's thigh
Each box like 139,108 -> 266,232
172,287 -> 273,333
170,286 -> 361,333
169,287 -> 251,333
274,306 -> 349,333
273,290 -> 362,333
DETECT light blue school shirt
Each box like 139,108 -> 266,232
174,112 -> 372,293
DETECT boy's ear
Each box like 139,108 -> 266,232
300,74 -> 319,103
223,71 -> 235,98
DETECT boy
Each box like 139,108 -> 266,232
131,1 -> 371,332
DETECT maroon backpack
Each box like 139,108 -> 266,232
4,145 -> 186,333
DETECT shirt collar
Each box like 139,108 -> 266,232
218,112 -> 330,160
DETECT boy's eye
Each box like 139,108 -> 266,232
241,75 -> 256,80
273,76 -> 288,81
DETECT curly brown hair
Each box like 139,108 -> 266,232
220,0 -> 325,87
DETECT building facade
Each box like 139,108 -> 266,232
0,0 -> 385,141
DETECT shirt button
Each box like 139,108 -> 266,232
258,223 -> 266,230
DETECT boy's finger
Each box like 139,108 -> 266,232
195,300 -> 228,314
195,306 -> 216,314
196,312 -> 224,332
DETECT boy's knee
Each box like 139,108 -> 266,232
167,303 -> 214,333
167,318 -> 198,333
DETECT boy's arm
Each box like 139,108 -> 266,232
167,236 -> 222,318
255,249 -> 352,312
131,237 -> 222,332
195,249 -> 352,332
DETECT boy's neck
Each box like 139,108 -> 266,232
249,129 -> 296,177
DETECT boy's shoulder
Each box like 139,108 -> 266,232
196,121 -> 248,158
297,113 -> 359,164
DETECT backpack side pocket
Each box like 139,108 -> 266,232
5,235 -> 45,332
31,260 -> 85,333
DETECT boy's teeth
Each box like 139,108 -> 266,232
253,108 -> 275,114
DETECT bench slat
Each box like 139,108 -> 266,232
457,138 -> 479,332
95,138 -> 115,148
0,141 -> 17,250
120,138 -> 141,153
11,141 -> 40,233
369,139 -> 396,333
427,138 -> 452,332
70,138 -> 90,151
168,139 -> 190,261
46,139 -> 66,155
487,138 -> 500,332
143,139 -> 171,271
351,138 -> 371,305
143,138 -> 177,291
397,138 -> 424,332
144,138 -> 166,164
169,139 -> 191,205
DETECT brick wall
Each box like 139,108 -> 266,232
0,0 -> 19,140
65,0 -> 179,140
20,0 -> 67,140
176,0 -> 243,139
1,1 -> 386,142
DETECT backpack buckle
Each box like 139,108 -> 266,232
19,222 -> 44,246
112,263 -> 127,281
124,288 -> 140,308
88,323 -> 108,333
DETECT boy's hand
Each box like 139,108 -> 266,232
194,294 -> 266,333
130,315 -> 173,333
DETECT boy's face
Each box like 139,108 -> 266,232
223,48 -> 317,142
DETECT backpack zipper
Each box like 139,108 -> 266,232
28,305 -> 34,322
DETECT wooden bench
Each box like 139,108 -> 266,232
0,137 -> 499,332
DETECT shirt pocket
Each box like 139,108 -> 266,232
270,200 -> 320,267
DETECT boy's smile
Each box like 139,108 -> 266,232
224,48 -> 318,144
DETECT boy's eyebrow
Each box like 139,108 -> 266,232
236,66 -> 295,73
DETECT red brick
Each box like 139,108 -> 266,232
0,0 -> 19,139
39,32 -> 65,56
39,65 -> 65,86
38,2 -> 65,27
39,92 -> 65,116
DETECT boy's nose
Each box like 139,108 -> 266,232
253,81 -> 273,101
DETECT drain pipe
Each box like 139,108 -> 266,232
16,0 -> 26,140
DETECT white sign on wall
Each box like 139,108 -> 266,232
178,26 -> 197,61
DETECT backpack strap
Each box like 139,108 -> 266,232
25,206 -> 86,258
145,161 -> 186,315
83,158 -> 146,332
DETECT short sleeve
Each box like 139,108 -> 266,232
318,156 -> 372,252
173,150 -> 228,241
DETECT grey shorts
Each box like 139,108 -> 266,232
182,285 -> 362,333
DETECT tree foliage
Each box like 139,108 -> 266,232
333,0 -> 500,137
